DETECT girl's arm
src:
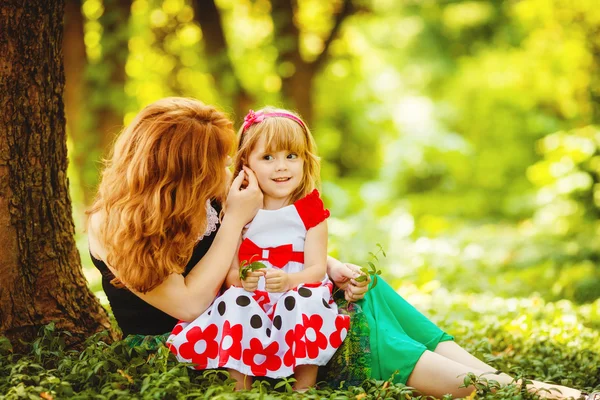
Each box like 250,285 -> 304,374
89,168 -> 262,322
264,220 -> 328,292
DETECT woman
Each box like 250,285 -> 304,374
88,97 -> 590,399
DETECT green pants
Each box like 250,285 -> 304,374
360,278 -> 453,384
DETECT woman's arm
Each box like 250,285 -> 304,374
225,238 -> 242,288
264,221 -> 328,292
89,168 -> 262,321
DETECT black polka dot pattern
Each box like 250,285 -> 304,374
236,295 -> 251,307
218,301 -> 226,316
266,328 -> 271,337
284,296 -> 296,311
322,298 -> 331,309
298,287 -> 312,298
273,315 -> 282,330
250,315 -> 262,329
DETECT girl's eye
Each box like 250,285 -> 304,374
263,155 -> 273,161
287,153 -> 298,159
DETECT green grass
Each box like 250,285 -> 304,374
2,289 -> 600,399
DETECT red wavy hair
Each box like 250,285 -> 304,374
88,97 -> 235,293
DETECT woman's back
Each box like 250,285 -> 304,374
88,203 -> 221,336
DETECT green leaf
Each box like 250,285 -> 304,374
239,260 -> 266,280
274,381 -> 287,389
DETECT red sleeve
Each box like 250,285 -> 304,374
294,189 -> 330,230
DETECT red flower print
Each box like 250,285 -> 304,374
172,322 -> 185,335
252,290 -> 271,313
219,321 -> 243,367
293,323 -> 307,358
166,322 -> 186,356
302,282 -> 322,288
242,338 -> 282,376
283,323 -> 307,367
267,302 -> 278,320
329,315 -> 350,349
178,324 -> 219,370
325,282 -> 334,294
283,329 -> 296,368
167,342 -> 178,356
302,314 -> 328,359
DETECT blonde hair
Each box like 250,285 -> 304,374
88,97 -> 235,293
234,107 -> 320,204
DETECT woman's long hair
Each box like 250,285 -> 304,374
88,97 -> 235,293
234,107 -> 320,204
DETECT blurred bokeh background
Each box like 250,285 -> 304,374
68,0 -> 600,312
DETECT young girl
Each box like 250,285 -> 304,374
167,107 -> 350,391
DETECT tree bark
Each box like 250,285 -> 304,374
64,0 -> 95,210
0,0 -> 113,351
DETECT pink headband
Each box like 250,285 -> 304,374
242,109 -> 306,133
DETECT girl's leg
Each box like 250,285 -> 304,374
434,340 -> 501,372
293,364 -> 318,390
228,369 -> 252,391
411,348 -> 582,399
407,350 -> 497,398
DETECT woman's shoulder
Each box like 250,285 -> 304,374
87,211 -> 107,261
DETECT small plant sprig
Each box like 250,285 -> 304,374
354,243 -> 386,290
238,256 -> 267,281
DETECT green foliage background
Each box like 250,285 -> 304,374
58,0 -> 600,395
72,0 -> 600,306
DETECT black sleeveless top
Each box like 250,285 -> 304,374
90,203 -> 221,336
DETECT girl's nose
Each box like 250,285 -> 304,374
275,158 -> 287,171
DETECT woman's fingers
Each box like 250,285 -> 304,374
230,170 -> 246,191
344,278 -> 368,302
226,167 -> 262,224
242,166 -> 258,189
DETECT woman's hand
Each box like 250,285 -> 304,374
327,257 -> 370,302
226,167 -> 262,225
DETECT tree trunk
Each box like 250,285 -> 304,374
0,0 -> 113,351
192,0 -> 254,123
93,0 -> 131,159
151,13 -> 186,96
64,0 -> 95,213
271,0 -> 355,126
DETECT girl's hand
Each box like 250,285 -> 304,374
226,167 -> 262,225
264,269 -> 290,292
241,270 -> 265,292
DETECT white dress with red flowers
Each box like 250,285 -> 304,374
166,189 -> 350,378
